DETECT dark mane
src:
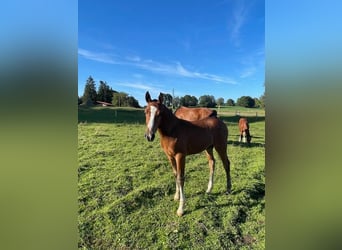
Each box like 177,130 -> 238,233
210,110 -> 217,117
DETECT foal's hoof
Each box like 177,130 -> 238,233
177,204 -> 184,217
225,190 -> 231,195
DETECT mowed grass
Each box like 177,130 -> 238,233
78,107 -> 265,249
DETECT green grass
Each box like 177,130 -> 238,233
78,107 -> 265,249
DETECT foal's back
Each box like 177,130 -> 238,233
239,117 -> 249,131
171,116 -> 228,155
174,106 -> 216,121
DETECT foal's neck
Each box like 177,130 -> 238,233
158,106 -> 179,136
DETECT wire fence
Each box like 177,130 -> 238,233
218,110 -> 265,118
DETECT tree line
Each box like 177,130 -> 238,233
79,76 -> 265,109
165,94 -> 264,109
79,76 -> 140,108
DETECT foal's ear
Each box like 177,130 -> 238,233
145,91 -> 152,103
158,93 -> 164,103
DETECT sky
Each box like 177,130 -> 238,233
78,0 -> 264,107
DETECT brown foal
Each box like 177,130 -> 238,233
144,92 -> 231,216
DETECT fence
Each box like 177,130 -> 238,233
217,110 -> 265,118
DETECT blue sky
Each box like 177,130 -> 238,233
78,0 -> 264,106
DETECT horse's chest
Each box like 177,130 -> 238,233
161,138 -> 178,156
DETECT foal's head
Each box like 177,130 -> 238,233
144,91 -> 164,142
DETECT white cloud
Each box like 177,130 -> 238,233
238,46 -> 264,79
115,82 -> 168,103
175,62 -> 193,77
117,82 -> 154,91
240,67 -> 256,78
229,1 -> 249,47
126,55 -> 141,62
79,48 -> 236,84
78,48 -> 117,64
133,73 -> 144,78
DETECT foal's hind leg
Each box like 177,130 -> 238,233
215,145 -> 231,194
205,146 -> 215,193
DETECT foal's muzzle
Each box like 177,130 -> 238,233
145,133 -> 155,142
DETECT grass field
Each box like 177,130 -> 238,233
78,106 -> 265,249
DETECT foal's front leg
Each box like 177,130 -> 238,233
175,154 -> 186,216
167,156 -> 179,201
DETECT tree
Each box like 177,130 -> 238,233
259,92 -> 265,109
199,95 -> 216,108
82,76 -> 97,105
216,97 -> 224,106
226,98 -> 235,106
253,97 -> 262,108
259,82 -> 265,109
112,92 -> 128,107
188,95 -> 198,106
173,96 -> 180,108
160,93 -> 173,107
126,96 -> 140,108
97,81 -> 113,103
112,92 -> 140,107
179,96 -> 188,106
236,96 -> 255,108
180,95 -> 198,107
78,96 -> 82,105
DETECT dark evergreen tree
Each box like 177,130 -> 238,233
82,76 -> 97,105
97,81 -> 113,103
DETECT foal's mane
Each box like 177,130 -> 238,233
159,102 -> 177,120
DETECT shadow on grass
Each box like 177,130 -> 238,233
219,115 -> 265,124
78,106 -> 145,124
78,107 -> 265,125
185,192 -> 231,215
186,185 -> 265,216
228,140 -> 265,148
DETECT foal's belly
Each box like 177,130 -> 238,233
185,135 -> 213,155
161,133 -> 213,156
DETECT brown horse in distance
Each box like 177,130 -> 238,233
144,92 -> 231,216
174,106 -> 217,121
238,117 -> 252,145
